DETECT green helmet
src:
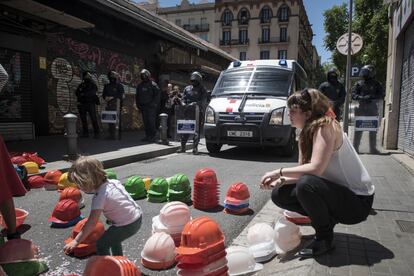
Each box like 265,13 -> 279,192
105,169 -> 117,180
1,260 -> 49,276
147,178 -> 168,202
168,174 -> 191,196
124,176 -> 146,200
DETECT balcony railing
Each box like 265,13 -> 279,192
182,23 -> 210,32
258,36 -> 289,44
219,39 -> 249,46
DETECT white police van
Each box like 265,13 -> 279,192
204,59 -> 308,156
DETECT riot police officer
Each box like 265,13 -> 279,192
135,69 -> 160,143
75,71 -> 100,138
177,71 -> 208,155
351,65 -> 385,154
318,67 -> 346,120
102,71 -> 124,139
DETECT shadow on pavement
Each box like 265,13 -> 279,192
210,146 -> 299,163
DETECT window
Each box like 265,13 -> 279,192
188,18 -> 195,26
239,29 -> 248,44
239,52 -> 247,61
175,19 -> 182,27
222,9 -> 233,26
278,50 -> 287,59
279,6 -> 289,22
222,31 -> 231,44
199,33 -> 209,41
260,51 -> 270,60
262,28 -> 270,43
201,17 -> 207,25
280,27 -> 287,42
260,6 -> 272,23
238,8 -> 250,25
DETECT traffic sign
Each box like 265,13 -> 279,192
336,33 -> 363,55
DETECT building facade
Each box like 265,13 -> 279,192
158,0 -> 320,86
383,0 -> 414,157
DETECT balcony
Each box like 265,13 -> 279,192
182,23 -> 209,33
219,39 -> 249,46
258,37 -> 289,44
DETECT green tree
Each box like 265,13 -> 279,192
323,0 -> 389,84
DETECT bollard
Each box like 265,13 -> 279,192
159,113 -> 169,145
63,113 -> 78,160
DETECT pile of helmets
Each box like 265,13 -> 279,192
48,199 -> 83,228
283,210 -> 311,225
84,256 -> 141,276
226,246 -> 263,276
0,239 -> 49,276
147,178 -> 168,203
10,152 -> 45,167
43,170 -> 62,191
274,217 -> 302,254
141,232 -> 176,270
58,172 -> 78,190
64,218 -> 105,257
176,217 -> 228,276
27,175 -> 45,189
223,182 -> 250,215
193,168 -> 220,210
247,223 -> 277,262
105,169 -> 117,180
167,174 -> 192,203
152,201 -> 191,246
60,187 -> 85,209
124,176 -> 146,200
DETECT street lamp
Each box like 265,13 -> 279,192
343,0 -> 353,134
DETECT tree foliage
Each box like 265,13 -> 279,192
323,0 -> 389,84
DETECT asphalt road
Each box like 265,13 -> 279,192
13,145 -> 298,275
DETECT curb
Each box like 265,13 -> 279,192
391,153 -> 414,177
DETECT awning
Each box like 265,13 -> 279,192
0,0 -> 95,29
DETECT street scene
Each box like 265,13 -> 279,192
1,0 -> 414,275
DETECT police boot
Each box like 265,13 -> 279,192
177,142 -> 186,153
192,134 -> 199,155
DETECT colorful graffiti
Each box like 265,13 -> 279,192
47,34 -> 144,133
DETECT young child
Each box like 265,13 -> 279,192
63,156 -> 142,256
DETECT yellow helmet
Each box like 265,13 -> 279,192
22,162 -> 39,174
58,172 -> 78,190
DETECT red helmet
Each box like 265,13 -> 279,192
44,170 -> 62,184
59,188 -> 82,204
28,175 -> 45,189
48,199 -> 80,224
225,182 -> 250,205
194,168 -> 218,185
10,156 -> 28,165
65,218 -> 105,257
22,152 -> 45,166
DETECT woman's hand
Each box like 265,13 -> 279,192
63,240 -> 78,254
260,169 -> 281,189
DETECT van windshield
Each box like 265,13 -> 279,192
212,66 -> 293,96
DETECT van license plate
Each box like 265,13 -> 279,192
227,131 -> 253,137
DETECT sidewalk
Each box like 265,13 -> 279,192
5,131 -> 191,173
230,134 -> 414,275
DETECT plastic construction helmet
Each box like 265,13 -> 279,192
225,182 -> 250,206
105,169 -> 117,180
177,256 -> 228,275
59,187 -> 83,204
84,256 -> 141,276
247,223 -> 276,261
124,176 -> 146,200
152,201 -> 191,234
22,161 -> 39,174
226,246 -> 263,276
141,232 -> 176,270
327,67 -> 339,81
11,156 -> 27,166
28,175 -> 45,189
147,178 -> 168,200
359,64 -> 375,79
140,69 -> 151,81
44,170 -> 62,190
0,260 -> 49,276
283,210 -> 311,225
176,216 -> 225,256
273,217 -> 301,254
65,218 -> 105,257
58,172 -> 78,190
48,199 -> 81,224
168,174 -> 191,196
0,239 -> 39,263
194,168 -> 218,185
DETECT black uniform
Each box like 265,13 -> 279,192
136,80 -> 160,141
102,81 -> 124,138
351,78 -> 385,153
318,80 -> 346,120
179,84 -> 208,149
75,80 -> 100,137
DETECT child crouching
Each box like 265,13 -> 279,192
63,156 -> 142,256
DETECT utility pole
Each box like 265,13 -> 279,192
343,0 -> 353,134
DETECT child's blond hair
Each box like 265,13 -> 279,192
68,156 -> 107,191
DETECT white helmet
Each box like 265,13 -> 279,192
152,201 -> 191,235
177,256 -> 228,276
226,246 -> 263,276
247,223 -> 276,262
141,232 -> 176,270
273,217 -> 301,254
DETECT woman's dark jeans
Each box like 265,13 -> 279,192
271,174 -> 374,240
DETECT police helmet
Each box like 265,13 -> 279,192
359,65 -> 375,79
190,71 -> 202,82
140,69 -> 151,80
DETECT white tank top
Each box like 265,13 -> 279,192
322,132 -> 375,196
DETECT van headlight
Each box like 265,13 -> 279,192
205,106 -> 215,124
269,107 -> 284,125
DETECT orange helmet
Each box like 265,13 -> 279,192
48,199 -> 81,224
0,239 -> 38,263
44,170 -> 62,184
28,175 -> 45,189
176,217 -> 225,256
59,188 -> 82,204
84,256 -> 141,276
65,218 -> 105,257
225,182 -> 250,206
194,168 -> 218,185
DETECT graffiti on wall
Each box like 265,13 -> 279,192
47,34 -> 144,133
